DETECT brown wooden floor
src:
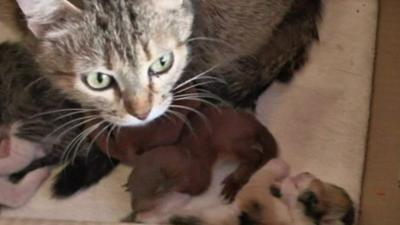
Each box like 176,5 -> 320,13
359,0 -> 400,224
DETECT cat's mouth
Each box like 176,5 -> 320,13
105,115 -> 150,127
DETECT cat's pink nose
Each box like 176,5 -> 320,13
135,110 -> 151,121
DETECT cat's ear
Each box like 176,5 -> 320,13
153,0 -> 184,11
16,0 -> 81,38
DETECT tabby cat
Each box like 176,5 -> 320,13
0,42 -> 116,204
12,0 -> 322,197
0,42 -> 80,167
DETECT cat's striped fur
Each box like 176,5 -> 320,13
7,0 -> 323,196
0,42 -> 117,199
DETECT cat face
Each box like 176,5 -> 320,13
272,173 -> 355,225
16,0 -> 194,126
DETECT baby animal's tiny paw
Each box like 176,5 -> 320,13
266,159 -> 290,179
221,175 -> 243,202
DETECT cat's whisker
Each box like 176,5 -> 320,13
63,119 -> 104,164
196,89 -> 228,104
85,121 -> 112,160
174,80 -> 222,95
62,136 -> 82,164
174,76 -> 224,94
191,87 -> 219,95
73,120 -> 107,162
53,111 -> 85,122
174,80 -> 216,94
174,91 -> 216,98
180,75 -> 226,85
169,104 -> 210,129
72,121 -> 106,163
58,117 -> 100,163
161,112 -> 175,123
52,109 -> 100,122
116,126 -> 122,140
63,129 -> 89,164
197,75 -> 227,84
166,109 -> 195,136
46,115 -> 99,140
196,94 -> 226,105
28,108 -> 95,120
60,116 -> 102,164
105,124 -> 118,163
174,89 -> 226,105
174,97 -> 219,109
23,77 -> 46,92
174,93 -> 218,99
173,65 -> 220,91
52,116 -> 102,147
174,92 -> 213,100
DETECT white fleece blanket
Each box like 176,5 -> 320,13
0,0 -> 378,223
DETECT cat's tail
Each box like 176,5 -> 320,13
52,147 -> 119,198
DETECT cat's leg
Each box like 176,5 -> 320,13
52,144 -> 119,198
9,154 -> 60,182
0,167 -> 50,208
0,136 -> 43,175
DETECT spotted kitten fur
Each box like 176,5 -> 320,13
0,41 -> 94,189
0,42 -> 78,161
0,43 -> 116,196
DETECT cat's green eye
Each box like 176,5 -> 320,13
149,52 -> 174,76
84,72 -> 114,91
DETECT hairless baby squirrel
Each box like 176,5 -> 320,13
89,88 -> 278,217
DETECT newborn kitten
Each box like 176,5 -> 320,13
13,0 -> 321,196
0,124 -> 49,208
170,160 -> 355,225
0,42 -> 109,205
